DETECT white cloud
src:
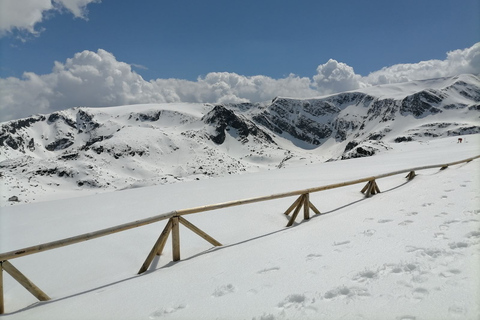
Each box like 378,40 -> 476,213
0,43 -> 479,122
363,43 -> 480,86
313,59 -> 364,94
54,0 -> 98,18
0,0 -> 99,36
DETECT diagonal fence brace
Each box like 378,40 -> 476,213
361,179 -> 380,198
284,193 -> 321,227
138,216 -> 221,274
405,171 -> 416,181
0,260 -> 50,314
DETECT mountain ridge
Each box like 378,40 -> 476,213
1,74 -> 479,205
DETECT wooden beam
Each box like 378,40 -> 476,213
286,195 -> 305,227
0,210 -> 177,262
171,217 -> 180,261
1,155 -> 479,263
283,195 -> 304,216
406,171 -> 416,180
178,216 -> 222,247
303,193 -> 310,220
309,201 -> 321,215
138,219 -> 173,274
374,180 -> 381,194
2,261 -> 50,302
0,262 -> 4,314
365,180 -> 375,198
361,181 -> 370,193
155,220 -> 173,256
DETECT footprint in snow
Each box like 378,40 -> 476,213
277,293 -> 307,308
412,287 -> 429,300
257,267 -> 280,274
363,229 -> 376,237
333,240 -> 350,246
306,253 -> 322,261
212,284 -> 236,297
434,232 -> 447,239
399,220 -> 413,226
396,316 -> 417,320
448,242 -> 469,249
444,219 -> 460,225
149,304 -> 187,319
439,269 -> 461,278
439,225 -> 449,231
389,262 -> 418,274
353,269 -> 378,282
466,230 -> 480,238
448,303 -> 467,316
324,286 -> 369,299
377,219 -> 393,224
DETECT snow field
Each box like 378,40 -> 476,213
0,135 -> 479,319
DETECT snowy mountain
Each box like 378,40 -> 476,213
1,74 -> 479,205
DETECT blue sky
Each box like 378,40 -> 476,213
0,0 -> 479,121
1,0 -> 479,80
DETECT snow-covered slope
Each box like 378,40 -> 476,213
1,74 -> 479,205
1,135 -> 479,319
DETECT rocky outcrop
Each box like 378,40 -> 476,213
203,105 -> 275,145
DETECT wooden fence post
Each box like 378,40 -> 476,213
138,217 -> 221,274
171,217 -> 181,261
303,193 -> 310,220
361,179 -> 380,198
406,171 -> 416,180
285,193 -> 321,227
286,194 -> 305,227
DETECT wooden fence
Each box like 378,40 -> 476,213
0,154 -> 479,314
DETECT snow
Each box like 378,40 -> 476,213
2,74 -> 479,208
1,134 -> 479,319
355,74 -> 478,100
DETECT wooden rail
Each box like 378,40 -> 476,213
0,154 -> 479,314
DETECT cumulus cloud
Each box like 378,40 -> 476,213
313,59 -> 364,94
0,0 -> 99,36
363,43 -> 480,86
0,43 -> 479,122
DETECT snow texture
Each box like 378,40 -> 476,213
0,134 -> 479,319
1,74 -> 479,207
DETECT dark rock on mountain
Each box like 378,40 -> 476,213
76,109 -> 100,133
394,136 -> 413,143
400,92 -> 443,118
203,105 -> 275,145
82,135 -> 113,150
46,138 -> 74,151
47,112 -> 76,128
